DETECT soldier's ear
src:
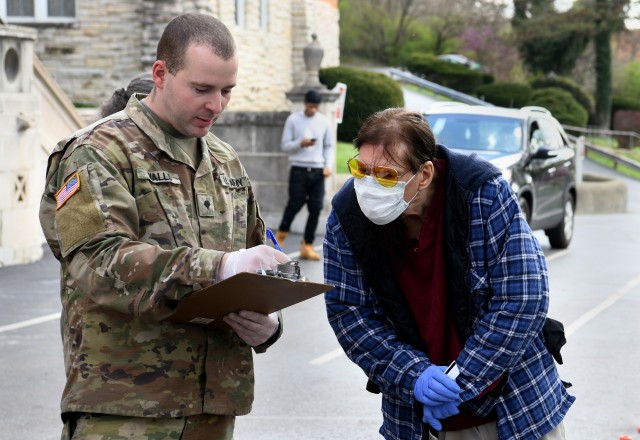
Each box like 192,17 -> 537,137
150,60 -> 168,89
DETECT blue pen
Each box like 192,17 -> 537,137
266,228 -> 283,252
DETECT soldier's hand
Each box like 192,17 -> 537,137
220,245 -> 289,280
223,311 -> 279,346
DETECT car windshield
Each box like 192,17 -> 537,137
426,113 -> 524,154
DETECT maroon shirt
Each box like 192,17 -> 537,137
393,160 -> 496,431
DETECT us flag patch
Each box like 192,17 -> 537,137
55,173 -> 80,210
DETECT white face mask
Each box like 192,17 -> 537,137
354,173 -> 419,225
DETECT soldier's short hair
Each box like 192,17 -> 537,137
157,13 -> 236,75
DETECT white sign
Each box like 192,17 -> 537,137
334,82 -> 347,124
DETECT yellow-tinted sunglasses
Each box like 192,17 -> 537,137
347,156 -> 411,188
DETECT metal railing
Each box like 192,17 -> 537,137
387,67 -> 492,107
562,124 -> 640,149
565,132 -> 640,174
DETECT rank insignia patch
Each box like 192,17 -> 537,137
55,173 -> 80,210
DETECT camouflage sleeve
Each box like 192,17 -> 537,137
55,144 -> 225,321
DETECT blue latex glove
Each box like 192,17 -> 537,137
422,401 -> 460,430
414,365 -> 461,406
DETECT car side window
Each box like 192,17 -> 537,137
538,119 -> 563,150
530,122 -> 544,151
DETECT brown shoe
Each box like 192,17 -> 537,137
300,241 -> 321,260
275,230 -> 288,244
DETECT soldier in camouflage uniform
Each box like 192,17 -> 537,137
38,13 -> 289,440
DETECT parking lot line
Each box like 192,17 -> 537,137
0,311 -> 61,333
545,249 -> 570,262
309,347 -> 344,365
565,273 -> 640,337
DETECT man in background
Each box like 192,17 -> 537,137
275,89 -> 333,260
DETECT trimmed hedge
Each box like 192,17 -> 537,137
611,96 -> 640,133
404,54 -> 494,95
476,83 -> 533,108
530,76 -> 594,121
527,87 -> 589,127
319,66 -> 404,142
612,96 -> 640,113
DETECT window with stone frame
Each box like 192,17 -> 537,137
235,0 -> 245,28
260,0 -> 269,31
2,0 -> 75,23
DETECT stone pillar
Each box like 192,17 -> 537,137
141,0 -> 183,69
0,25 -> 43,266
281,34 -> 340,235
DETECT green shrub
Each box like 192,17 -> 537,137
611,96 -> 640,133
404,54 -> 494,95
527,87 -> 589,127
616,61 -> 640,103
530,76 -> 594,121
320,66 -> 404,142
476,83 -> 533,108
612,95 -> 640,113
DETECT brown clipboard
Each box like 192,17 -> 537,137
166,272 -> 334,329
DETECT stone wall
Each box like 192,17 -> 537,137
290,0 -> 339,89
224,0 -> 294,112
34,0 -> 144,107
212,111 -> 291,229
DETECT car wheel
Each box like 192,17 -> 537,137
545,193 -> 575,249
519,196 -> 531,224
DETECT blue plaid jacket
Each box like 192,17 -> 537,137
324,147 -> 574,440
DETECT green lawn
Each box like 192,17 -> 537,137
583,136 -> 640,180
586,136 -> 640,162
586,150 -> 640,180
403,83 -> 462,102
336,141 -> 357,175
586,135 -> 618,148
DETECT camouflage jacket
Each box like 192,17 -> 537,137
39,95 -> 276,418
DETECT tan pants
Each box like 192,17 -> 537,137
435,421 -> 566,440
62,413 -> 235,440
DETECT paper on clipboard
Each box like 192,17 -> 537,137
166,272 -> 334,329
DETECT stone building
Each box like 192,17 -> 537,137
0,0 -> 341,265
5,0 -> 340,111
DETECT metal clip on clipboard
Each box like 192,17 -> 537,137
257,260 -> 301,281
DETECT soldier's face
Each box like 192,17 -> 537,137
151,44 -> 238,138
